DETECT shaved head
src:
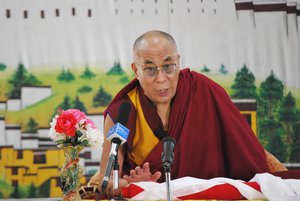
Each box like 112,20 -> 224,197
131,30 -> 180,106
133,30 -> 178,61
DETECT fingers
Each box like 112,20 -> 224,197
122,163 -> 162,183
88,173 -> 101,185
142,162 -> 150,173
119,177 -> 129,187
123,170 -> 136,183
151,171 -> 162,181
123,174 -> 132,183
130,169 -> 137,177
135,165 -> 143,175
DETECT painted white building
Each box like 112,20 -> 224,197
7,99 -> 21,111
0,114 -> 103,173
0,101 -> 6,111
38,128 -> 56,148
21,133 -> 39,149
6,124 -> 22,149
0,116 -> 5,146
21,86 -> 52,109
5,86 -> 52,111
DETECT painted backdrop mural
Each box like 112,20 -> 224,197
0,0 -> 299,198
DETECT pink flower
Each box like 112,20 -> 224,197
85,119 -> 97,129
55,113 -> 77,136
64,109 -> 86,122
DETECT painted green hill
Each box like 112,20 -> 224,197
0,67 -> 299,130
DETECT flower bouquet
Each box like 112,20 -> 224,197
49,108 -> 102,201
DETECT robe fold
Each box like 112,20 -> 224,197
105,68 -> 269,182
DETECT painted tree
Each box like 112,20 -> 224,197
259,117 -> 287,161
278,91 -> 298,161
107,61 -> 125,75
78,85 -> 93,93
93,86 -> 112,107
73,95 -> 87,113
200,65 -> 210,73
80,66 -> 96,80
120,75 -> 130,84
8,63 -> 41,98
219,63 -> 228,74
27,183 -> 37,198
60,95 -> 72,110
231,64 -> 256,99
65,69 -> 75,82
57,68 -> 75,82
57,67 -> 66,81
290,121 -> 300,162
24,117 -> 39,133
258,71 -> 286,161
10,186 -> 21,198
51,95 -> 72,119
0,63 -> 6,71
258,71 -> 284,119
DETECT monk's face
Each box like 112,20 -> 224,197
132,36 -> 180,106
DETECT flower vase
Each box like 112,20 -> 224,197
60,145 -> 84,201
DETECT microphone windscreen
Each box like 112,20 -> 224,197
162,136 -> 176,169
106,102 -> 131,144
163,136 -> 176,147
107,122 -> 129,144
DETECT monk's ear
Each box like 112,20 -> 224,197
131,63 -> 139,79
177,54 -> 181,70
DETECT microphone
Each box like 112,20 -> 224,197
161,136 -> 176,172
101,102 -> 131,193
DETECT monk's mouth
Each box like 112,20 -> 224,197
156,89 -> 168,96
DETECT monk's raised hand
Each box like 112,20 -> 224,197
123,162 -> 161,183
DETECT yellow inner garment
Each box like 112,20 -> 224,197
127,87 -> 159,165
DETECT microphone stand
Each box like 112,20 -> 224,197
163,163 -> 172,201
112,155 -> 125,201
162,136 -> 176,201
165,169 -> 172,201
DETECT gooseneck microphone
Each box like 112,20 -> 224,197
101,102 -> 131,194
101,138 -> 122,193
162,136 -> 176,172
161,136 -> 176,201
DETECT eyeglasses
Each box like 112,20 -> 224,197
136,63 -> 178,78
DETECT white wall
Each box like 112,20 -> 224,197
85,147 -> 101,161
21,133 -> 39,149
7,99 -> 21,111
21,86 -> 52,109
38,128 -> 51,138
38,128 -> 55,147
6,125 -> 21,148
22,139 -> 39,149
0,117 -> 5,146
0,102 -> 6,111
87,114 -> 104,132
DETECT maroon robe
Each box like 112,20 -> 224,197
105,68 -> 269,182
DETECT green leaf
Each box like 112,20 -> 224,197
56,139 -> 65,144
76,130 -> 83,137
80,140 -> 89,146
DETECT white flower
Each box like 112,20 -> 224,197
86,124 -> 103,150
